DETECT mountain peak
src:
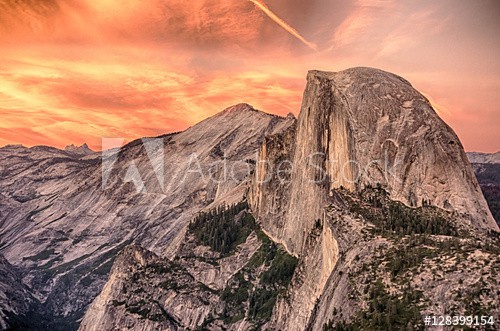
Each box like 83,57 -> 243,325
221,103 -> 257,114
308,67 -> 413,88
64,143 -> 93,155
208,103 -> 275,122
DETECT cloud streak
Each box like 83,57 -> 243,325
249,0 -> 317,51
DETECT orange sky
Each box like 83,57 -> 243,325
0,0 -> 499,152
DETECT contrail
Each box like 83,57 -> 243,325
249,0 -> 317,51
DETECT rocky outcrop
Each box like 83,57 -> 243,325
77,246 -> 167,331
313,68 -> 495,230
177,231 -> 261,291
306,188 -> 500,331
470,161 -> 500,226
269,220 -> 338,331
252,69 -> 496,252
78,244 -> 224,331
0,255 -> 41,330
64,143 -> 94,156
78,205 -> 298,331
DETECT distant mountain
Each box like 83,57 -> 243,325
64,143 -> 94,156
467,151 -> 500,164
467,151 -> 500,227
470,161 -> 500,227
1,69 -> 498,331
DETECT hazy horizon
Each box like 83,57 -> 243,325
1,100 -> 499,154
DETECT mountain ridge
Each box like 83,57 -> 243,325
0,103 -> 295,329
467,151 -> 500,164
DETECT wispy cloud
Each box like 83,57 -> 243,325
249,0 -> 317,51
329,0 -> 396,49
376,7 -> 449,57
0,46 -> 305,149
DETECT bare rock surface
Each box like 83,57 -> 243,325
78,206 -> 297,331
0,255 -> 41,329
64,143 -> 94,156
0,104 -> 293,329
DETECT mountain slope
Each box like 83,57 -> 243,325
79,203 -> 298,331
76,68 -> 498,331
0,255 -> 43,329
468,152 -> 500,226
470,162 -> 500,226
0,103 -> 294,329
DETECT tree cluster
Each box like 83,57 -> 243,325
324,279 -> 424,331
348,187 -> 458,236
188,201 -> 256,255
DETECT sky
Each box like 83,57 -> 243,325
0,0 -> 499,152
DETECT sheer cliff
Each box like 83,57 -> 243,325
251,68 -> 496,256
249,67 -> 498,330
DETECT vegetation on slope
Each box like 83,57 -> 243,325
324,279 -> 424,331
187,201 -> 298,328
324,186 -> 499,331
220,229 -> 297,329
188,201 -> 256,256
344,185 -> 458,237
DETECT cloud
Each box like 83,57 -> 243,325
376,7 -> 448,57
330,0 -> 396,49
0,0 -> 268,48
0,45 -> 305,150
249,0 -> 317,51
0,0 -> 499,152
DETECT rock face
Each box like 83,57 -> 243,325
253,68 -> 497,254
249,67 -> 498,330
252,68 -> 496,253
0,104 -> 294,329
77,246 -> 168,331
306,187 -> 500,331
0,255 -> 42,329
470,161 -> 500,226
64,143 -> 94,156
79,205 -> 298,331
